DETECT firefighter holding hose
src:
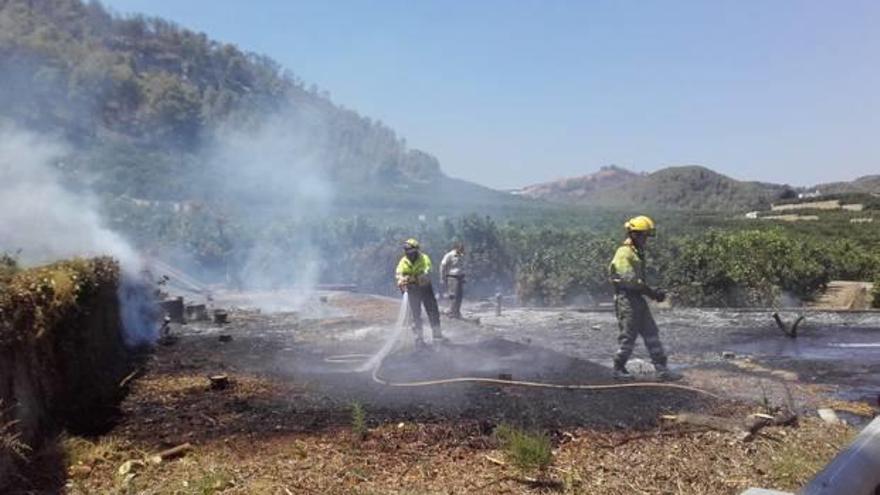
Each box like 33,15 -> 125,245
396,238 -> 445,347
609,216 -> 677,381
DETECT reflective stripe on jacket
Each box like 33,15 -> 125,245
609,239 -> 646,289
396,253 -> 432,285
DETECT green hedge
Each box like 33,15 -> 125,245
0,257 -> 135,490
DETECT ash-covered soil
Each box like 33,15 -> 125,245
163,291 -> 880,424
38,290 -> 878,495
471,303 -> 880,409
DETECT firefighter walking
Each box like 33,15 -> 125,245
609,216 -> 677,381
396,238 -> 444,346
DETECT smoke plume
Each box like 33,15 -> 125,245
192,106 -> 336,311
0,124 -> 157,345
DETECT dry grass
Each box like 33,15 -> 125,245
58,416 -> 856,495
57,357 -> 857,495
63,435 -> 136,469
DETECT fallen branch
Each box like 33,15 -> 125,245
661,411 -> 797,442
484,455 -> 506,466
200,413 -> 218,426
598,426 -> 712,448
148,443 -> 192,464
772,312 -> 805,338
119,368 -> 141,389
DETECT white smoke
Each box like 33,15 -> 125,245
202,107 -> 335,311
0,124 -> 157,346
0,126 -> 136,266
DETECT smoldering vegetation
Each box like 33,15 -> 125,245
0,126 -> 135,267
0,125 -> 160,345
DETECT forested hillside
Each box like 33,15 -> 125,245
0,0 -> 495,202
519,165 -> 794,211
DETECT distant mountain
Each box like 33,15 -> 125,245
815,175 -> 880,195
517,165 -> 794,211
516,165 -> 641,202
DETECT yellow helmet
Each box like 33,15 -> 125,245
624,215 -> 656,236
403,238 -> 420,250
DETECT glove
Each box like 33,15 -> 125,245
651,288 -> 667,302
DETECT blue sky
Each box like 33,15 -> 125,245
103,0 -> 879,189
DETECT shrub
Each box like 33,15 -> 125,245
664,230 -> 831,307
350,402 -> 367,443
494,424 -> 553,475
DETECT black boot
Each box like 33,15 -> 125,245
613,360 -> 634,381
654,363 -> 681,381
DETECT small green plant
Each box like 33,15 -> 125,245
190,469 -> 234,494
494,424 -> 553,476
350,402 -> 367,443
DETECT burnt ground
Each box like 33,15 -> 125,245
30,291 -> 880,494
471,304 -> 880,413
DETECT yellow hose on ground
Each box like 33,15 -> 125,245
324,353 -> 722,400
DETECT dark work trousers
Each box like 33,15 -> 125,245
613,292 -> 667,366
407,282 -> 442,339
446,275 -> 464,318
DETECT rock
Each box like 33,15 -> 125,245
117,459 -> 145,476
817,408 -> 845,426
69,464 -> 92,478
628,358 -> 650,374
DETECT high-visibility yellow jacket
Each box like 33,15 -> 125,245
396,253 -> 432,286
609,238 -> 648,292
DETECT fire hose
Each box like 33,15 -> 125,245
324,353 -> 722,400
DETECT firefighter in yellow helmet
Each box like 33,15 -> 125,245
396,238 -> 444,346
608,216 -> 677,381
